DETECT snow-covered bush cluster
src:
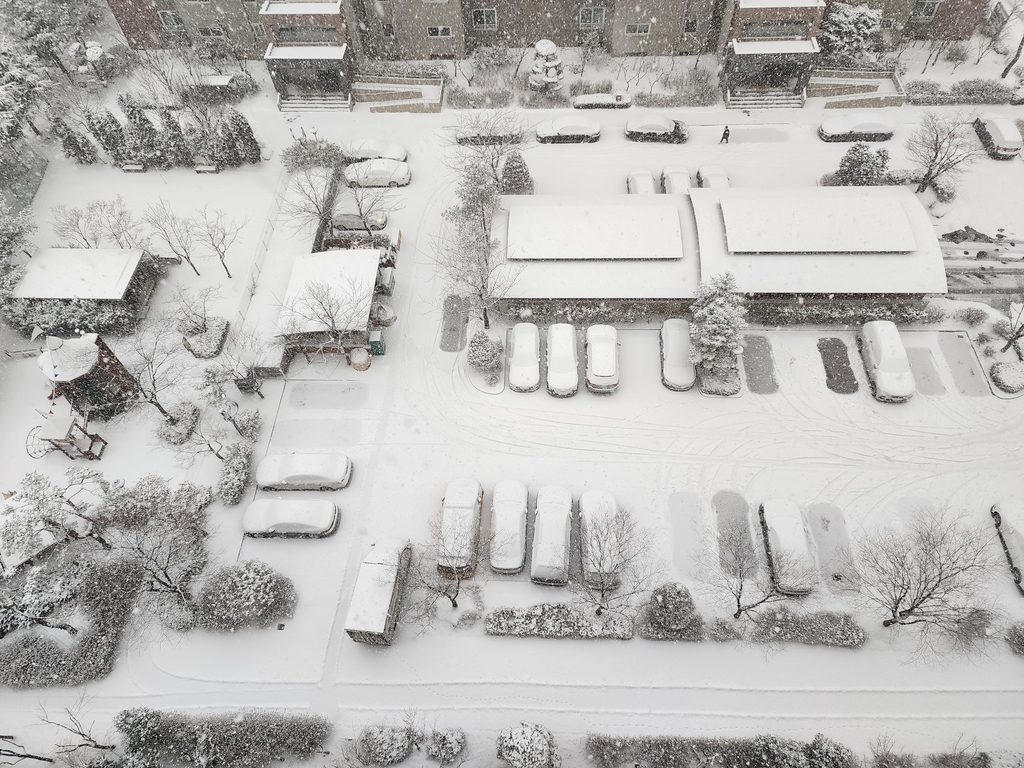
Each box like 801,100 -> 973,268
518,88 -> 570,109
357,725 -> 415,766
706,617 -> 743,642
746,300 -> 931,326
496,722 -> 561,768
905,78 -> 1014,105
835,143 -> 890,186
750,607 -> 867,648
2,296 -> 138,336
638,582 -> 705,641
991,362 -> 1024,393
217,441 -> 253,505
954,307 -> 989,327
281,137 -> 345,173
446,85 -> 513,109
114,708 -> 331,768
183,316 -> 230,358
485,603 -> 633,639
818,3 -> 881,59
196,560 -> 297,632
468,331 -> 503,385
586,733 -> 856,768
359,60 -> 450,83
155,403 -> 200,445
1006,622 -> 1024,655
427,729 -> 467,765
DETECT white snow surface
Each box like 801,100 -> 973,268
277,249 -> 378,335
732,38 -> 821,54
12,247 -> 143,300
37,334 -> 99,382
259,0 -> 343,12
264,43 -> 349,59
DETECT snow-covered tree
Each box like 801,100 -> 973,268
122,111 -> 163,168
195,560 -> 296,631
467,330 -> 502,383
496,722 -> 560,768
501,150 -> 532,194
210,123 -> 242,168
905,112 -> 983,195
819,3 -> 881,59
0,558 -> 83,638
144,199 -> 200,275
835,142 -> 890,186
0,44 -> 51,140
159,109 -> 194,168
0,198 -> 35,258
2,0 -> 102,75
115,316 -> 190,424
227,109 -> 260,165
806,734 -> 858,768
194,205 -> 246,278
84,109 -> 126,164
690,272 -> 747,380
528,39 -> 564,92
0,469 -> 111,556
447,108 -> 527,188
51,116 -> 97,164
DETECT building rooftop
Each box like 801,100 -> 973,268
13,248 -> 143,301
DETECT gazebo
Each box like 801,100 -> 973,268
37,334 -> 140,419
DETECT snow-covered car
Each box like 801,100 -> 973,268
661,165 -> 691,194
508,322 -> 541,393
346,138 -> 408,162
332,212 -> 388,232
256,453 -> 353,491
991,499 -> 1024,584
438,478 -> 483,578
242,499 -> 339,538
579,489 -> 621,589
490,480 -> 529,574
531,485 -> 573,585
817,112 -> 896,142
626,168 -> 657,195
974,116 -> 1023,159
586,324 -> 619,394
860,320 -> 915,403
758,499 -> 817,596
535,116 -> 601,144
624,114 -> 689,143
546,323 -> 579,397
696,165 -> 730,188
343,159 -> 411,187
660,318 -> 696,391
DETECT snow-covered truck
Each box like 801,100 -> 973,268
344,539 -> 413,646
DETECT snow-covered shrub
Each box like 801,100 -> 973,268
975,332 -> 993,345
750,607 -> 867,648
884,168 -> 919,186
634,92 -> 684,108
954,307 -> 988,326
746,300 -> 927,326
818,3 -> 881,58
993,318 -> 1014,339
360,60 -> 450,83
155,402 -> 200,445
755,735 -> 811,768
922,305 -> 947,324
1006,622 -> 1024,655
806,734 -> 858,768
427,729 -> 466,765
446,84 -> 513,109
706,617 -> 743,642
496,722 -> 560,768
518,89 -> 570,109
217,441 -> 253,506
638,582 -> 704,641
949,78 -> 1014,104
184,316 -> 229,358
904,80 -> 951,105
196,560 -> 297,632
819,172 -> 840,186
468,331 -> 503,384
281,138 -> 344,172
485,603 -> 633,639
991,361 -> 1024,393
931,175 -> 957,203
569,79 -> 613,97
501,151 -> 533,194
836,143 -> 890,186
357,725 -> 414,766
1,297 -> 138,336
234,409 -> 262,443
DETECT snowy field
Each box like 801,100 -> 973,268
4,79 -> 1024,761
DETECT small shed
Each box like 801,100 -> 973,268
345,539 -> 412,646
38,334 -> 140,419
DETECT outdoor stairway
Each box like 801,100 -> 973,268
278,94 -> 353,112
727,88 -> 804,109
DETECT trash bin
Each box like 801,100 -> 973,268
370,330 -> 386,356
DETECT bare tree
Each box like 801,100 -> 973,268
854,508 -> 997,655
195,206 -> 247,278
37,698 -> 117,757
905,111 -> 983,194
278,277 -> 373,345
278,166 -> 340,235
340,184 -> 404,233
205,323 -> 280,399
569,506 -> 661,618
87,196 -> 148,249
145,199 -> 201,275
133,50 -> 189,101
445,108 -> 528,189
51,205 -> 101,248
171,285 -> 222,336
0,736 -> 54,765
115,316 -> 191,423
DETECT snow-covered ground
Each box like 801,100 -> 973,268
4,72 -> 1024,761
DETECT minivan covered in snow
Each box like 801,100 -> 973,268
974,117 -> 1023,160
860,320 -> 915,403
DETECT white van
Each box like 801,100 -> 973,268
438,478 -> 483,578
860,320 -> 916,403
345,539 -> 412,646
974,117 -> 1023,160
531,485 -> 573,585
546,323 -> 579,397
758,499 -> 817,596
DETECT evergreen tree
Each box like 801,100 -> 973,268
690,272 -> 746,379
51,116 -> 96,164
819,3 -> 882,59
835,142 -> 890,186
123,111 -> 164,168
500,150 -> 533,194
84,109 -> 127,164
159,109 -> 194,167
117,92 -> 145,125
227,110 -> 261,164
210,123 -> 242,168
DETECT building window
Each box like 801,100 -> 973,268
579,7 -> 605,28
625,23 -> 650,34
910,0 -> 940,19
684,18 -> 697,32
276,25 -> 338,42
251,22 -> 266,38
880,17 -> 894,28
990,1 -> 1009,26
382,23 -> 395,36
157,10 -> 185,29
427,25 -> 452,36
472,8 -> 497,29
197,26 -> 225,37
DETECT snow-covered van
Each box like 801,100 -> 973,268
345,539 -> 413,646
974,117 -> 1023,160
860,320 -> 915,403
437,478 -> 483,578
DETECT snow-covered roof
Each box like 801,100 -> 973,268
739,0 -> 823,7
260,0 -> 343,14
277,250 -> 378,336
690,187 -> 948,295
345,539 -> 409,634
505,196 -> 684,261
494,195 -> 701,300
37,334 -> 100,382
13,248 -> 144,300
731,38 -> 820,54
264,44 -> 348,60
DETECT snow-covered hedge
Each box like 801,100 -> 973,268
706,617 -> 743,642
497,722 -> 561,768
750,607 -> 867,648
2,297 -> 137,336
446,84 -> 513,109
485,603 -> 633,639
905,78 -> 1014,105
196,560 -> 297,632
586,733 -> 856,768
1007,621 -> 1024,655
637,582 -> 705,641
218,441 -> 253,505
115,708 -> 332,768
518,89 -> 570,109
991,361 -> 1024,393
155,402 -> 200,445
746,300 -> 929,326
427,729 -> 466,765
359,60 -> 451,83
184,316 -> 229,359
357,725 -> 414,766
0,559 -> 144,688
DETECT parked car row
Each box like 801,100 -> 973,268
242,452 -> 353,537
339,137 -> 412,187
509,322 -> 620,396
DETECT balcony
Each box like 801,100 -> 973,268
259,0 -> 343,16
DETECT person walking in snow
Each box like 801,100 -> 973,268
720,126 -> 730,144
